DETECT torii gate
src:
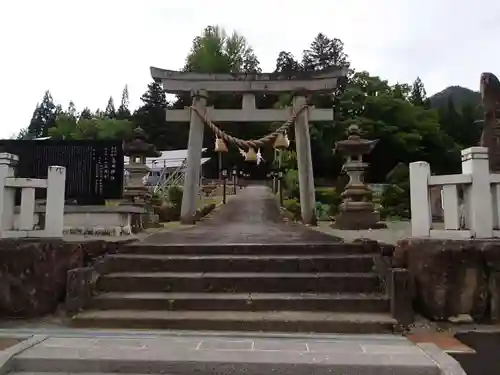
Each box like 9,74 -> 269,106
150,67 -> 348,225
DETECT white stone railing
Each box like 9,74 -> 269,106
0,153 -> 66,238
409,146 -> 500,239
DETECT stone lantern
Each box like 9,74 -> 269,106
333,124 -> 386,229
123,127 -> 161,206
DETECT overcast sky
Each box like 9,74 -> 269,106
0,0 -> 499,139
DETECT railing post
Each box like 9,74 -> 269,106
0,153 -> 18,237
409,161 -> 431,237
45,166 -> 66,237
461,147 -> 493,238
19,187 -> 36,230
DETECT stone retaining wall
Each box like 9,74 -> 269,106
0,239 -> 130,318
394,238 -> 500,322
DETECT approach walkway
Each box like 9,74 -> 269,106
144,185 -> 341,244
0,331 -> 465,374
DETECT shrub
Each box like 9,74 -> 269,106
284,169 -> 300,199
379,184 -> 410,219
315,187 -> 341,205
283,198 -> 301,220
157,203 -> 181,222
315,202 -> 332,221
379,163 -> 410,220
167,186 -> 183,205
315,187 -> 342,214
154,186 -> 184,222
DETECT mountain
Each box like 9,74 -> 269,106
429,86 -> 481,109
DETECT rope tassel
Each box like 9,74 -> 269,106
245,148 -> 257,162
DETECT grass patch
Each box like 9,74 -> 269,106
198,195 -> 223,208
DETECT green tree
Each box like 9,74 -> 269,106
340,72 -> 461,179
80,107 -> 93,120
172,25 -> 269,176
409,77 -> 429,107
392,83 -> 411,100
66,101 -> 78,120
302,33 -> 350,71
117,85 -> 131,120
12,127 -> 33,140
297,34 -> 352,178
438,98 -> 481,148
27,90 -> 57,137
184,25 -> 261,74
275,51 -> 303,77
104,96 -> 116,118
49,114 -> 133,140
133,82 -> 176,150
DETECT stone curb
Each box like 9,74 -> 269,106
417,343 -> 467,375
0,329 -> 410,341
0,335 -> 48,375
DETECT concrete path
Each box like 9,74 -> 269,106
0,332 -> 466,374
143,186 -> 341,244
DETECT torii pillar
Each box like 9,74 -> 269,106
180,90 -> 207,224
293,95 -> 316,225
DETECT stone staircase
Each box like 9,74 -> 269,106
71,242 -> 396,333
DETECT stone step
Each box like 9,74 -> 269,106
120,242 -> 379,256
71,310 -> 397,333
91,292 -> 390,312
97,272 -> 381,294
103,254 -> 375,274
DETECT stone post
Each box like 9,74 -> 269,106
409,161 -> 432,237
0,153 -> 17,237
181,90 -> 207,224
461,147 -> 493,238
45,166 -> 66,237
293,95 -> 316,225
19,184 -> 36,230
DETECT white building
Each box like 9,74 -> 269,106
124,148 -> 211,188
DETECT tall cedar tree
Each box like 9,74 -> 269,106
80,107 -> 93,120
117,85 -> 131,120
133,82 -> 186,150
409,77 -> 431,108
104,97 -> 116,118
27,90 -> 57,137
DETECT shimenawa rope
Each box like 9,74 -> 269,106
189,104 -> 308,150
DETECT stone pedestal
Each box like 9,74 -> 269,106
124,160 -> 150,205
334,210 -> 385,230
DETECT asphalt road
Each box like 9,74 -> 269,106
451,332 -> 500,375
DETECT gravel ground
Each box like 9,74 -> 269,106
314,220 -> 412,244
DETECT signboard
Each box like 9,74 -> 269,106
0,140 -> 124,204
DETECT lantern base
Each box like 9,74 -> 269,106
331,211 -> 387,230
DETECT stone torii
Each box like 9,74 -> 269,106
150,67 -> 348,225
